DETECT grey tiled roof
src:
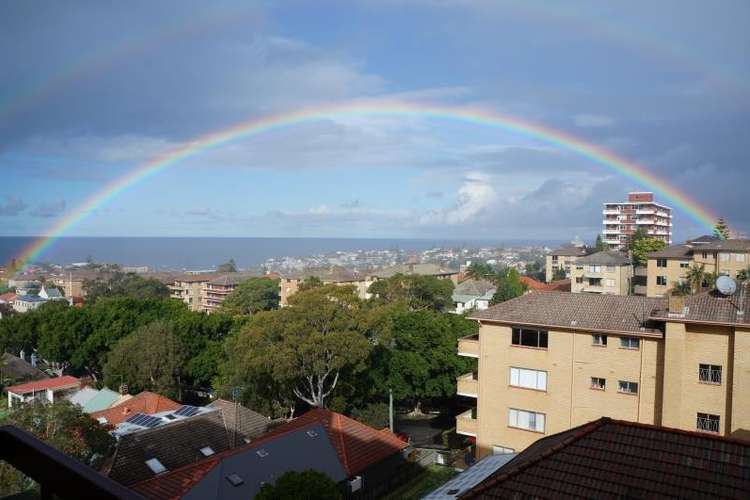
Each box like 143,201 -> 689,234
698,239 -> 750,252
280,266 -> 367,282
648,244 -> 693,259
469,291 -> 665,336
547,246 -> 591,257
650,286 -> 750,327
374,263 -> 458,278
207,399 -> 273,444
576,251 -> 631,266
207,272 -> 262,286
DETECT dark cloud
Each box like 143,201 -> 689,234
0,196 -> 27,216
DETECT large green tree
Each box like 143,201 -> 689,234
103,320 -> 186,398
217,259 -> 238,273
491,267 -> 527,305
220,277 -> 280,315
82,272 -> 169,303
595,234 -> 606,252
255,470 -> 342,500
223,285 -> 371,408
464,262 -> 496,281
713,218 -> 730,240
0,400 -> 115,497
628,228 -> 667,266
368,274 -> 454,312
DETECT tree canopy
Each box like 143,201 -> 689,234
595,234 -> 606,252
713,218 -> 730,240
220,277 -> 279,315
82,272 -> 169,303
217,259 -> 238,273
368,274 -> 454,312
628,228 -> 667,266
490,267 -> 527,305
255,470 -> 342,500
464,262 -> 495,281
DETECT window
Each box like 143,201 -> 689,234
576,265 -> 583,270
145,458 -> 167,474
552,256 -> 558,263
656,258 -> 667,268
656,276 -> 667,286
508,408 -> 545,433
589,265 -> 601,273
720,253 -> 730,262
512,327 -> 548,349
737,253 -> 746,263
510,367 -> 547,391
679,261 -> 690,268
492,445 -> 515,455
698,364 -> 722,384
591,377 -> 606,390
618,380 -> 638,394
576,277 -> 583,284
620,337 -> 640,349
592,334 -> 607,346
701,251 -> 708,259
696,413 -> 720,433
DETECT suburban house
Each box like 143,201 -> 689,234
132,408 -> 409,500
207,398 -> 278,447
90,391 -> 180,426
570,250 -> 633,295
457,286 -> 749,459
201,272 -> 262,313
519,276 -> 570,293
68,386 -> 123,413
544,246 -> 591,282
5,376 -> 81,409
646,237 -> 750,297
453,279 -> 496,314
373,262 -> 460,284
38,285 -> 65,301
12,294 -> 47,313
459,417 -> 749,499
278,266 -> 374,306
0,352 -> 49,387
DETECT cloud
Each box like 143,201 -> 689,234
31,199 -> 66,218
420,172 -> 497,225
573,114 -> 615,128
0,196 -> 27,216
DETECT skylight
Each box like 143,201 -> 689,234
226,473 -> 244,487
256,449 -> 269,458
145,458 -> 167,474
199,446 -> 215,457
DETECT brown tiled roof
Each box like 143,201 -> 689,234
469,291 -> 665,337
107,410 -> 231,486
132,408 -> 408,499
698,239 -> 750,252
576,250 -> 630,266
91,392 -> 180,426
374,263 -> 458,279
281,266 -> 367,282
648,244 -> 693,259
519,277 -> 570,292
546,246 -> 590,257
207,399 -> 273,443
650,286 -> 750,327
461,417 -> 750,499
206,272 -> 263,287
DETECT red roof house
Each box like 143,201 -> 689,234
520,276 -> 571,292
133,408 -> 409,499
4,375 -> 80,409
90,391 -> 180,426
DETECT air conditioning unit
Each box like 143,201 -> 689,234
349,476 -> 362,493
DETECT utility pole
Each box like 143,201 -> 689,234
389,388 -> 394,433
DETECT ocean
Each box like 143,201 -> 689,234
0,237 -> 557,271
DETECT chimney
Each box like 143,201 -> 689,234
668,293 -> 686,316
19,349 -> 25,361
119,383 -> 129,395
122,406 -> 131,416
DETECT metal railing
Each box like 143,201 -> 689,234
699,367 -> 722,384
0,425 -> 143,500
696,416 -> 720,433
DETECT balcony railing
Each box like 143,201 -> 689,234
456,408 -> 478,437
457,334 -> 479,358
457,372 -> 478,398
699,367 -> 722,384
696,416 -> 720,433
0,425 -> 143,499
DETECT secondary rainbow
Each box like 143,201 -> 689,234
10,100 -> 717,270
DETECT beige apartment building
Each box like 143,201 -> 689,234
647,238 -> 750,297
201,272 -> 262,313
570,251 -> 632,295
168,274 -> 218,311
456,289 -> 750,458
545,246 -> 591,283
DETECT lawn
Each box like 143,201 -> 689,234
381,464 -> 458,500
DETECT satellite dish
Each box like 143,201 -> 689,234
716,275 -> 737,296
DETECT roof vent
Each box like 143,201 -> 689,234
145,458 -> 167,475
256,449 -> 269,458
199,446 -> 215,457
226,473 -> 244,487
306,430 -> 319,438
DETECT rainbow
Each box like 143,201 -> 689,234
9,100 -> 717,270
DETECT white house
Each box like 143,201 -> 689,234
5,376 -> 81,409
452,279 -> 496,314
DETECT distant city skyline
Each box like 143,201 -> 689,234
2,1 -> 749,241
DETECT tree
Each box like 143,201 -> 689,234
224,285 -> 371,408
490,267 -> 527,305
220,277 -> 279,315
350,402 -> 390,430
0,400 -> 115,497
595,234 -> 606,252
629,236 -> 667,267
464,262 -> 495,281
217,259 -> 238,273
738,268 -> 750,282
524,260 -> 545,282
672,281 -> 692,296
552,268 -> 567,281
103,320 -> 186,398
713,218 -> 730,240
255,470 -> 342,500
684,263 -> 707,294
83,272 -> 169,304
367,274 -> 454,312
298,275 -> 323,292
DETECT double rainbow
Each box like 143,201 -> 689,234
9,100 -> 716,270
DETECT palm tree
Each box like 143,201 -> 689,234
672,281 -> 692,296
684,264 -> 706,294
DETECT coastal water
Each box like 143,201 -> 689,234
0,237 -> 556,271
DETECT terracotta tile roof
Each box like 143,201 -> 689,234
650,286 -> 750,327
0,292 -> 16,303
519,277 -> 570,292
107,410 -> 230,486
90,392 -> 180,426
132,408 -> 408,499
4,375 -> 79,395
461,417 -> 750,499
470,291 -> 665,337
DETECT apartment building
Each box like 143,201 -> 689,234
456,288 -> 750,458
201,272 -> 261,313
647,238 -> 750,297
544,246 -> 590,283
278,266 -> 374,306
372,263 -> 460,284
603,191 -> 672,251
168,274 -> 218,312
570,251 -> 632,295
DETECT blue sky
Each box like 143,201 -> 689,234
1,0 -> 749,241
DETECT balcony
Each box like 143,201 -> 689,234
456,408 -> 478,437
636,208 -> 655,215
602,209 -> 620,215
458,334 -> 479,358
457,372 -> 478,398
